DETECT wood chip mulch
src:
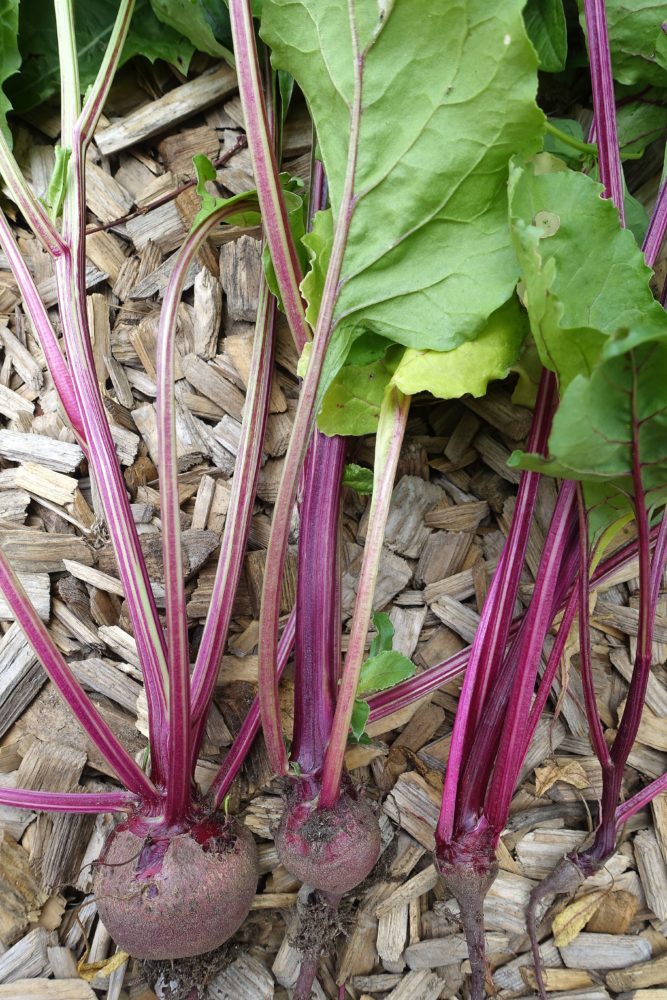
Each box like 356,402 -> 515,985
0,54 -> 666,1000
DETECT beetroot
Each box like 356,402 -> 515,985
94,812 -> 258,960
275,780 -> 380,895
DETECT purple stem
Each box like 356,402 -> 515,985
437,371 -> 555,843
0,787 -> 138,814
204,515 -> 658,808
585,381 -> 667,864
291,432 -> 346,774
190,284 -> 277,747
0,550 -> 158,802
0,210 -> 85,441
367,521 -> 659,726
209,610 -> 296,809
576,488 -> 613,767
583,0 -> 625,221
457,523 -> 578,825
252,2 -> 363,778
320,387 -> 411,808
485,480 -> 577,830
616,770 -> 667,828
228,0 -> 310,354
643,182 -> 667,268
153,196 -> 255,816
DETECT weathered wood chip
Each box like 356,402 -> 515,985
560,933 -> 652,970
0,431 -> 83,473
96,66 -> 237,155
0,835 -> 48,947
0,983 -> 96,999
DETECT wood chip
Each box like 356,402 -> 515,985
96,66 -> 237,155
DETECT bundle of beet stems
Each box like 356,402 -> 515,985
0,0 -> 665,997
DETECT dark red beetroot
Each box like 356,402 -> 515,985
275,779 -> 381,895
94,811 -> 258,960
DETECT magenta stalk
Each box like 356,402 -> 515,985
190,283 -> 277,742
0,787 -> 138,814
437,371 -> 555,843
582,0 -> 625,221
54,0 -> 172,783
209,610 -> 296,809
291,431 -> 346,774
0,209 -> 85,441
228,0 -> 310,354
0,551 -> 158,802
320,387 -> 411,808
255,27 -> 364,777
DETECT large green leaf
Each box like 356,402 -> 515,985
9,0 -> 195,113
392,297 -> 527,400
261,0 -> 544,360
513,328 -> 667,501
579,0 -> 667,87
508,156 -> 666,391
524,0 -> 568,73
149,0 -> 234,62
0,0 -> 19,138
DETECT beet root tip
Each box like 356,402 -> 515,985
93,814 -> 258,960
527,855 -> 587,1000
275,781 -> 381,894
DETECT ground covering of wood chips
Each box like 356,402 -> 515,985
0,54 -> 666,1000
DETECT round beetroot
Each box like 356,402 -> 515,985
275,781 -> 381,894
93,813 -> 257,960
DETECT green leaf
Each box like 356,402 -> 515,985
9,0 -> 194,113
616,98 -> 667,159
391,298 -> 527,400
357,650 -> 416,695
261,0 -> 544,365
191,154 -> 261,229
579,0 -> 667,87
149,0 -> 234,62
508,157 -> 665,391
543,118 -> 590,163
316,352 -> 397,436
300,208 -> 333,329
524,0 -> 568,73
44,145 -> 71,222
369,611 -> 394,658
350,698 -> 370,741
0,0 -> 19,139
342,463 -> 374,495
512,326 -> 667,499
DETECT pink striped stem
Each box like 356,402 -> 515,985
155,200 -> 260,818
0,787 -> 138,814
0,135 -> 65,257
437,371 -> 555,843
204,516 -> 658,808
485,481 -> 577,830
0,209 -> 85,441
320,387 -> 411,808
255,24 -> 364,778
209,610 -> 296,809
55,0 -> 169,782
576,489 -> 612,767
367,521 -> 659,727
583,0 -> 625,221
78,0 -> 135,145
643,182 -> 667,269
0,550 -> 158,801
228,0 -> 310,354
616,771 -> 667,828
190,283 -> 276,755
